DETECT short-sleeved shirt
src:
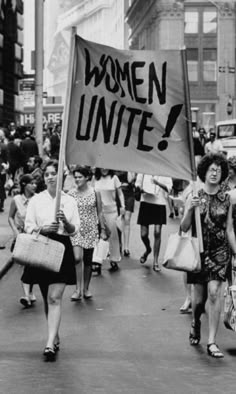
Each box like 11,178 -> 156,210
94,175 -> 121,207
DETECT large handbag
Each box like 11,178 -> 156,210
92,239 -> 109,265
12,232 -> 65,272
224,269 -> 236,331
163,229 -> 201,272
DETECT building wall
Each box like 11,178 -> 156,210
47,0 -> 129,101
127,0 -> 236,131
0,0 -> 23,126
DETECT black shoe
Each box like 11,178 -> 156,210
169,212 -> 174,219
43,347 -> 56,361
110,261 -> 119,271
189,321 -> 201,346
123,249 -> 130,257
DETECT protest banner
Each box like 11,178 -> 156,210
65,35 -> 196,181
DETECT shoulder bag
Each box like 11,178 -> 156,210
163,228 -> 201,272
12,231 -> 65,272
224,266 -> 236,331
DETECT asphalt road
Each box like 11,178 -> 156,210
0,198 -> 236,394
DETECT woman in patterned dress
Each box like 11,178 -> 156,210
69,166 -> 107,300
181,153 -> 231,358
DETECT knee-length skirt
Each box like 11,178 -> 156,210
21,233 -> 76,286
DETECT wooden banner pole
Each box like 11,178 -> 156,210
54,27 -> 77,220
181,49 -> 203,252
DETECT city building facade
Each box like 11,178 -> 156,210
0,0 -> 23,126
126,0 -> 236,131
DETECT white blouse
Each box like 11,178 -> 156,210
24,190 -> 80,236
135,174 -> 172,205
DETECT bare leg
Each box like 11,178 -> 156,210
207,280 -> 222,345
140,225 -> 151,263
189,283 -> 207,345
123,211 -> 132,253
83,249 -> 93,298
153,225 -> 162,270
180,273 -> 192,312
71,246 -> 83,299
45,283 -> 66,350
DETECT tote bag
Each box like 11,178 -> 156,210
163,230 -> 201,272
224,270 -> 236,331
92,239 -> 109,265
13,232 -> 65,272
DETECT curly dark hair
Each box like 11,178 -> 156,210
72,165 -> 92,179
197,153 -> 228,183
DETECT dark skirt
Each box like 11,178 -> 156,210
122,186 -> 135,213
21,233 -> 76,286
137,202 -> 166,226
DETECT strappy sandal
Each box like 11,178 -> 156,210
153,264 -> 161,272
207,343 -> 224,358
140,248 -> 152,264
189,320 -> 201,346
43,347 -> 56,361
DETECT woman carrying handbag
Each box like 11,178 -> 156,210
24,160 -> 80,361
181,153 -> 231,359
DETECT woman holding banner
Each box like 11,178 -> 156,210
24,160 -> 80,361
181,153 -> 231,358
94,168 -> 125,271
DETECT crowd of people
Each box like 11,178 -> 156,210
1,121 -> 236,362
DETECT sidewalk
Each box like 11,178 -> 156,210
0,197 -> 14,278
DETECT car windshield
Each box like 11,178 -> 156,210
217,125 -> 235,138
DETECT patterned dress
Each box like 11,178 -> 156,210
69,189 -> 99,249
189,188 -> 231,283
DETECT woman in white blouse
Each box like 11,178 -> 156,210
135,174 -> 172,271
24,160 -> 80,361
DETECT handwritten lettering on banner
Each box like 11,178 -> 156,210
66,36 -> 194,180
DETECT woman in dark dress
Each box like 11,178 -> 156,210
181,153 -> 231,358
24,160 -> 80,361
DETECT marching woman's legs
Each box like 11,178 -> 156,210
40,283 -> 66,361
71,246 -> 83,301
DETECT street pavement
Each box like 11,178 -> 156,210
0,197 -> 236,394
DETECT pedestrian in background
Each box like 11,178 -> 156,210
116,170 -> 136,257
94,168 -> 125,271
24,160 -> 80,361
205,129 -> 223,154
181,153 -> 230,358
8,174 -> 37,307
135,174 -> 172,272
69,166 -> 107,301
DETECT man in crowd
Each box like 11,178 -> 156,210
205,128 -> 223,154
27,155 -> 44,192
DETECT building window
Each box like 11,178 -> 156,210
187,49 -> 198,81
203,49 -> 217,81
203,9 -> 217,34
184,10 -> 198,34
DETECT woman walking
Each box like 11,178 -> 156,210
69,166 -> 107,301
181,153 -> 231,358
116,171 -> 136,257
8,174 -> 37,307
24,160 -> 80,361
94,168 -> 125,271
